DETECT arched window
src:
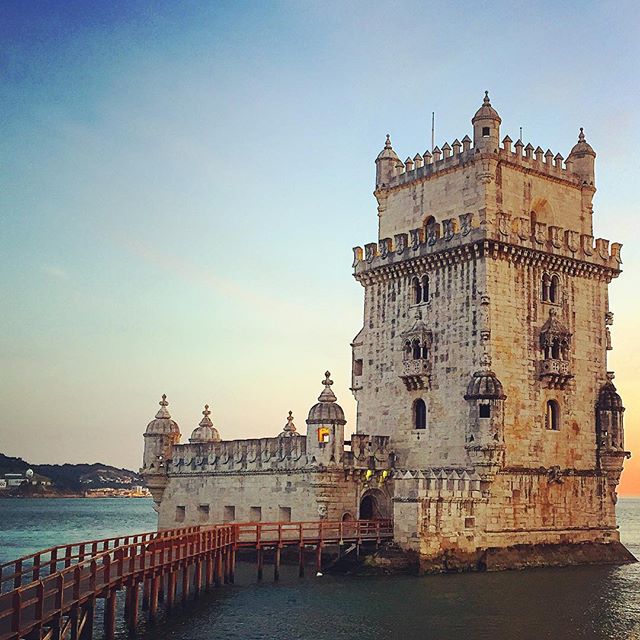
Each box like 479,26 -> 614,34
412,277 -> 422,305
542,273 -> 551,302
549,275 -> 560,303
424,215 -> 435,227
421,275 -> 430,303
421,343 -> 429,359
546,400 -> 560,431
412,339 -> 421,360
404,341 -> 412,359
414,399 -> 427,429
551,338 -> 561,360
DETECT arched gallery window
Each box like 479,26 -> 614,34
412,277 -> 422,305
411,275 -> 430,304
414,399 -> 427,429
542,273 -> 561,303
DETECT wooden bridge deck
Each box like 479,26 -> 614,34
0,520 -> 392,640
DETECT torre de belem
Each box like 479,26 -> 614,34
142,94 -> 633,571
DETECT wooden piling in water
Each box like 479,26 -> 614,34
103,589 -> 117,640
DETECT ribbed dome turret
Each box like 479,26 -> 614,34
189,405 -> 221,443
597,381 -> 624,412
145,395 -> 180,435
569,128 -> 596,159
464,370 -> 506,400
376,134 -> 400,162
306,371 -> 346,425
472,91 -> 502,125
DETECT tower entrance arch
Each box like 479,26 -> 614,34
359,488 -> 392,520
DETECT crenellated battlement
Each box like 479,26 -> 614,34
352,211 -> 622,278
381,134 -> 591,193
392,467 -> 485,500
163,433 -> 392,475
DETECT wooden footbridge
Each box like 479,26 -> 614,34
0,519 -> 392,640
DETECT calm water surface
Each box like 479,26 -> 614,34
1,497 -> 640,639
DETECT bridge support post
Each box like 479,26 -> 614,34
181,564 -> 190,605
127,581 -> 139,634
215,550 -> 223,586
104,589 -> 117,640
298,545 -> 305,577
79,598 -> 94,640
205,554 -> 213,592
274,547 -> 281,581
149,576 -> 159,623
167,572 -> 176,610
223,548 -> 230,584
141,578 -> 150,611
229,548 -> 236,584
194,560 -> 202,598
256,548 -> 263,581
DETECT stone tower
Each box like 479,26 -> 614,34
351,93 -> 632,568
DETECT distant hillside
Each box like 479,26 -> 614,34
0,454 -> 143,491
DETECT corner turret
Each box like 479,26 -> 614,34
306,371 -> 346,466
567,127 -> 596,187
375,134 -> 400,188
142,394 -> 181,508
472,91 -> 501,152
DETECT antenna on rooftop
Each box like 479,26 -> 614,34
519,126 -> 523,141
431,112 -> 435,152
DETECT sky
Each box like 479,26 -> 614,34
1,1 -> 639,493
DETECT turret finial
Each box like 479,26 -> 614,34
578,127 -> 585,142
284,410 -> 297,433
483,90 -> 490,105
323,371 -> 333,387
203,404 -> 211,418
160,394 -> 168,407
385,134 -> 392,149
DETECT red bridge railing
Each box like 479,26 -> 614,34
0,519 -> 392,640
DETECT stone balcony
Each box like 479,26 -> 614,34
398,359 -> 431,391
539,359 -> 573,388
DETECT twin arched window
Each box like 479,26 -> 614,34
542,273 -> 560,304
414,399 -> 427,429
405,339 -> 429,361
546,400 -> 560,431
412,275 -> 430,304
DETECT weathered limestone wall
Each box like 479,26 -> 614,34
353,254 -> 486,469
377,162 -> 483,239
393,469 -> 618,566
157,470 -> 361,529
488,256 -> 608,469
495,163 -> 591,234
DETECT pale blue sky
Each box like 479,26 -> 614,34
1,1 -> 639,475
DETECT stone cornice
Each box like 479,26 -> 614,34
354,237 -> 620,286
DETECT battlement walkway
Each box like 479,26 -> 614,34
0,519 -> 392,640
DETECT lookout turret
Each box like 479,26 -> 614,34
375,134 -> 400,189
306,371 -> 346,467
567,127 -> 596,186
472,91 -> 501,151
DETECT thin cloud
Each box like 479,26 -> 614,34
42,265 -> 69,280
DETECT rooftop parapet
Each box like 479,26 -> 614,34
352,211 -> 622,278
376,93 -> 595,191
379,132 -> 591,192
166,432 -> 393,474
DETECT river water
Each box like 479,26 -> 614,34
1,497 -> 639,639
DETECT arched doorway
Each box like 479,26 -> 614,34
359,488 -> 392,520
